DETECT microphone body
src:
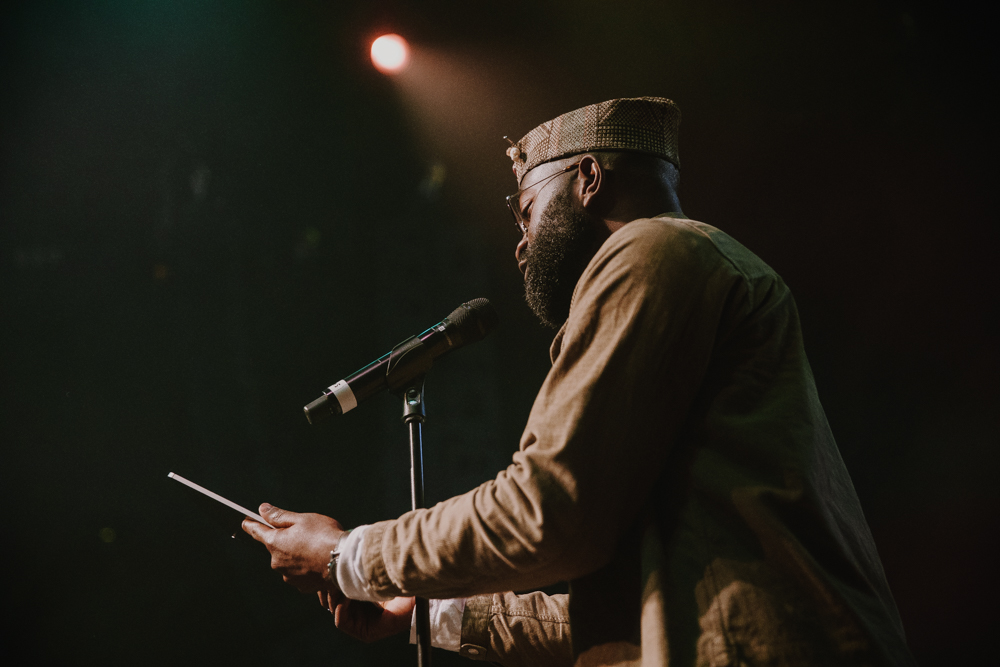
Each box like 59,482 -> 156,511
304,298 -> 498,424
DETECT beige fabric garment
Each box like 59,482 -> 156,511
460,592 -> 572,665
361,216 -> 914,666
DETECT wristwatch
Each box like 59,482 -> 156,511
326,529 -> 351,586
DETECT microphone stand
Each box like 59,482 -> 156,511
305,299 -> 500,665
398,377 -> 432,667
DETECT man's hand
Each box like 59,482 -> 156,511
320,595 -> 417,643
241,503 -> 345,593
244,504 -> 413,643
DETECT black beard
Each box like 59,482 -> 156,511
523,191 -> 595,329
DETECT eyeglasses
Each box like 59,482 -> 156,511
505,162 -> 580,234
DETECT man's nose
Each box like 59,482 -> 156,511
515,233 -> 528,273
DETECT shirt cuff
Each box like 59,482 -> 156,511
338,526 -> 466,651
335,525 -> 393,602
409,598 -> 467,652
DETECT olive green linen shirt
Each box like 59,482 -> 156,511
361,215 -> 914,666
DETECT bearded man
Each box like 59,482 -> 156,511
244,98 -> 915,666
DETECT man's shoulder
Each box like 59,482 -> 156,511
606,215 -> 777,283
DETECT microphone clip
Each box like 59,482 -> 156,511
385,335 -> 434,394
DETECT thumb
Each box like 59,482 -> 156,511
259,503 -> 296,527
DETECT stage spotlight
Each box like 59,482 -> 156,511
371,34 -> 409,74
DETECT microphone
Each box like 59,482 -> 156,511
303,298 -> 499,424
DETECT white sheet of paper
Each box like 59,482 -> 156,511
167,472 -> 275,528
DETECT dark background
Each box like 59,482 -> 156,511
1,1 -> 995,665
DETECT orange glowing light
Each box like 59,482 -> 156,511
371,34 -> 409,74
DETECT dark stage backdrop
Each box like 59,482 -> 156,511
1,1 -> 995,665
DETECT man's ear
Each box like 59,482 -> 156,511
575,155 -> 604,210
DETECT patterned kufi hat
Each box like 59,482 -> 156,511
506,97 -> 681,185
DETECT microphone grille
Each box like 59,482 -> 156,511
447,298 -> 500,344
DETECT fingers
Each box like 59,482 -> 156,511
259,503 -> 297,527
384,596 -> 417,618
333,598 -> 347,627
320,587 -> 343,613
335,600 -> 369,638
241,517 -> 268,542
333,598 -> 412,643
242,505 -> 286,542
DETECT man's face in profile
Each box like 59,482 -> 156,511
522,185 -> 595,329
